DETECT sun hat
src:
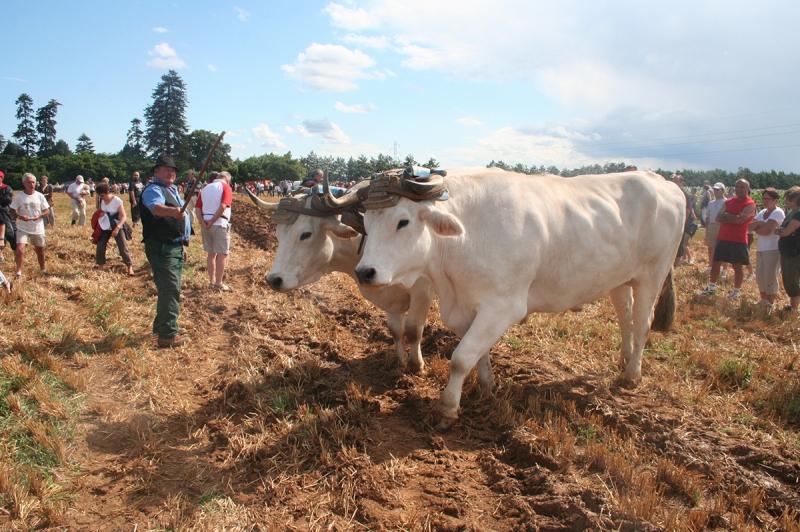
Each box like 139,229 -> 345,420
151,154 -> 178,173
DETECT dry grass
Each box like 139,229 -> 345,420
2,195 -> 800,530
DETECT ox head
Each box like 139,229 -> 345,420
355,172 -> 464,289
243,186 -> 361,291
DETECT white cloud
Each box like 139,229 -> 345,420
145,43 -> 187,69
321,1 -> 800,121
342,34 -> 390,49
457,117 -> 483,126
153,27 -> 168,33
208,64 -> 217,72
281,43 -> 376,92
323,2 -> 373,30
285,118 -> 351,144
235,7 -> 250,21
253,124 -> 287,149
335,101 -> 377,114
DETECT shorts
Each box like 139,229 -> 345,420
713,239 -> 750,265
781,254 -> 800,298
705,222 -> 720,247
17,232 -> 46,247
756,249 -> 780,295
202,224 -> 230,255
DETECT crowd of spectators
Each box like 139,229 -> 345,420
1,169 -> 798,347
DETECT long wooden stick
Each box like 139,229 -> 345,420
180,130 -> 226,214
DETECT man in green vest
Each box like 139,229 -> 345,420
141,154 -> 192,348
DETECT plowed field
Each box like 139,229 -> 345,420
1,192 -> 799,531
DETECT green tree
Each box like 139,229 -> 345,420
346,155 -> 373,180
75,133 -> 95,154
403,154 -> 418,166
122,118 -> 146,158
52,139 -> 71,157
371,153 -> 396,173
35,99 -> 62,157
422,157 -> 439,168
236,152 -> 306,184
187,129 -> 232,172
13,93 -> 37,157
144,70 -> 189,162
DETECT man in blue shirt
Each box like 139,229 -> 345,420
141,154 -> 192,348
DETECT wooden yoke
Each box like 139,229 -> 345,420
180,131 -> 226,214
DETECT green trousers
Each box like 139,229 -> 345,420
144,238 -> 185,339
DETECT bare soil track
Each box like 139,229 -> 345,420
2,194 -> 800,531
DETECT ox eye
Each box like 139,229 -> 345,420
397,219 -> 409,230
300,232 -> 312,241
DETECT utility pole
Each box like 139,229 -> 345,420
392,141 -> 400,164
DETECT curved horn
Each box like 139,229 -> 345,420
322,172 -> 362,208
243,186 -> 279,212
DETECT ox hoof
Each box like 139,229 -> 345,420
614,375 -> 639,390
408,364 -> 426,376
434,418 -> 455,433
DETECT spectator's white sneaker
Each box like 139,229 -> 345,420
698,286 -> 716,296
754,299 -> 774,310
688,258 -> 694,265
745,273 -> 756,282
725,291 -> 740,299
720,271 -> 728,279
703,267 -> 712,274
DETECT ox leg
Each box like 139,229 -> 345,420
476,352 -> 494,393
608,285 -> 634,371
436,306 -> 524,432
385,312 -> 408,370
624,282 -> 662,382
404,281 -> 435,374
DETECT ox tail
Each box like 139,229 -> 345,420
651,269 -> 676,333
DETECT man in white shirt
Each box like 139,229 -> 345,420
67,175 -> 90,226
704,182 -> 727,274
195,171 -> 234,291
9,173 -> 50,278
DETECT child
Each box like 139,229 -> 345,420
0,269 -> 11,294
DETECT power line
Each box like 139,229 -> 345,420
608,105 -> 800,134
580,129 -> 800,155
575,122 -> 800,150
625,142 -> 800,160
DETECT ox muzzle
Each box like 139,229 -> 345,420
355,266 -> 378,286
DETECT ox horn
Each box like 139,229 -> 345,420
322,172 -> 362,209
243,186 -> 279,212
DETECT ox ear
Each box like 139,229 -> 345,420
324,219 -> 361,239
420,205 -> 464,237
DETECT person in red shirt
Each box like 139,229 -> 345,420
195,171 -> 234,292
698,179 -> 756,298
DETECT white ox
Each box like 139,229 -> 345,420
355,168 -> 685,431
244,187 -> 434,373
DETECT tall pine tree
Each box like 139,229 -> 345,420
121,118 -> 146,158
36,99 -> 62,157
144,70 -> 189,163
75,133 -> 95,154
13,93 -> 37,157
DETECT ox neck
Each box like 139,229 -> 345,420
329,234 -> 363,280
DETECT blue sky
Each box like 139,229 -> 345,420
3,0 -> 800,173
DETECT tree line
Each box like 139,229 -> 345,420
2,70 -> 798,190
487,160 -> 799,190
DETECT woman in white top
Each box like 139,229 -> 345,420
95,183 -> 134,275
749,188 -> 785,308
